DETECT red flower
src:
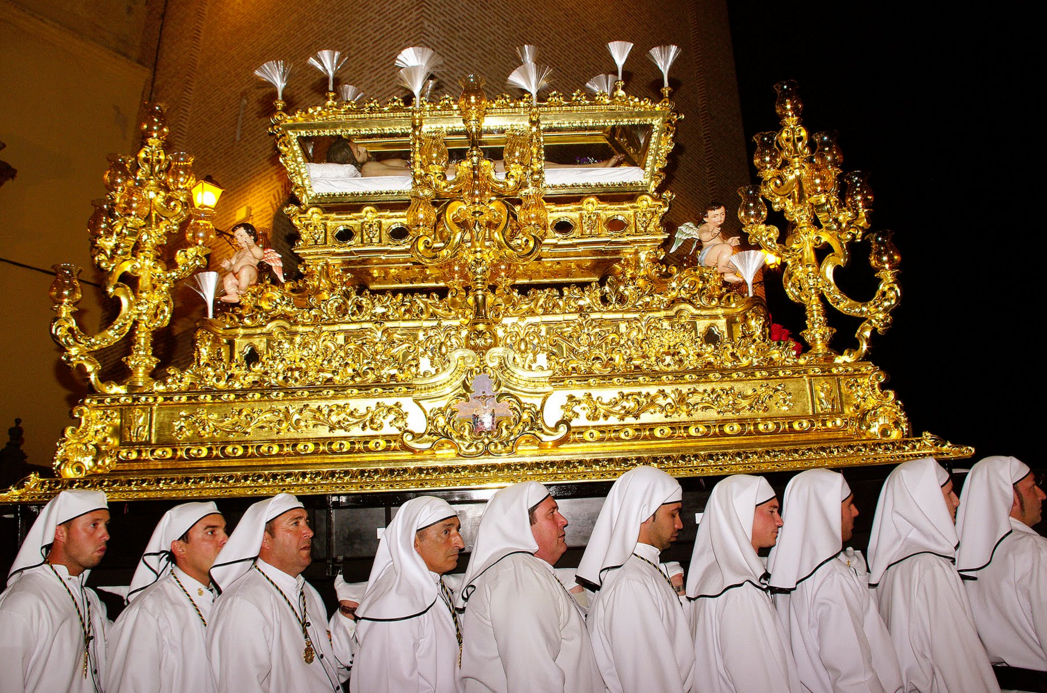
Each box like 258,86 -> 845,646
769,321 -> 803,356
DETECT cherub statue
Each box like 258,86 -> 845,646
219,222 -> 284,303
671,203 -> 742,282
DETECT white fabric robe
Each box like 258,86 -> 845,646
586,543 -> 696,693
965,518 -> 1047,670
351,574 -> 461,693
329,603 -> 358,674
207,560 -> 348,693
105,567 -> 216,693
875,553 -> 1000,693
690,582 -> 802,693
0,563 -> 109,693
459,552 -> 602,693
773,553 -> 902,693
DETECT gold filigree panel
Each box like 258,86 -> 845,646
560,383 -> 795,424
171,402 -> 410,441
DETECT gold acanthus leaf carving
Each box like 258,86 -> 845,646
172,402 -> 409,440
161,325 -> 418,390
842,369 -> 910,440
494,264 -> 743,319
403,378 -> 569,457
222,281 -> 457,329
417,323 -> 470,376
540,315 -> 799,376
562,383 -> 794,422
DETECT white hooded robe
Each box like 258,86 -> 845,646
0,490 -> 110,693
206,495 -> 348,693
106,501 -> 222,693
957,455 -> 1047,671
686,475 -> 802,693
577,466 -> 695,693
351,496 -> 463,693
867,457 -> 999,693
457,481 -> 601,693
768,469 -> 902,693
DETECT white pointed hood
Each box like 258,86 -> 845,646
127,501 -> 221,601
867,457 -> 956,586
209,494 -> 303,590
956,455 -> 1031,574
767,469 -> 851,590
686,475 -> 776,598
576,466 -> 682,588
7,490 -> 108,586
455,481 -> 549,609
356,496 -> 459,621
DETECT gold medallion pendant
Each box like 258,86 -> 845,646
303,643 -> 315,664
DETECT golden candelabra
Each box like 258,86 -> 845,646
739,80 -> 901,362
49,103 -> 212,394
408,75 -> 548,351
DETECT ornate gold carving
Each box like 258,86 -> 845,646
418,324 -> 469,376
164,325 -> 419,389
125,407 -> 151,443
5,82 -> 966,503
403,373 -> 569,457
1,433 -> 972,504
55,406 -> 120,477
562,383 -> 794,422
405,77 -> 551,353
224,283 -> 457,329
814,380 -> 839,413
843,369 -> 910,440
172,402 -> 408,440
544,314 -> 798,375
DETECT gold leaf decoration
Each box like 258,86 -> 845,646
172,402 -> 409,440
561,383 -> 794,422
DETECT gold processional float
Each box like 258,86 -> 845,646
0,45 -> 971,503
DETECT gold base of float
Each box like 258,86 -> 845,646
2,436 -> 969,503
0,345 -> 970,503
1,76 -> 969,504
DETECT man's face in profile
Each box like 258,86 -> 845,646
531,497 -> 568,566
1012,474 -> 1046,527
941,480 -> 959,523
751,497 -> 782,551
841,494 -> 859,543
415,516 -> 466,574
642,502 -> 683,551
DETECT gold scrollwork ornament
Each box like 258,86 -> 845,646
55,406 -> 121,477
403,372 -> 569,457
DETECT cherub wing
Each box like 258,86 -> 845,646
261,248 -> 284,282
670,222 -> 702,254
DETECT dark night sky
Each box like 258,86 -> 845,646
727,5 -> 1039,466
